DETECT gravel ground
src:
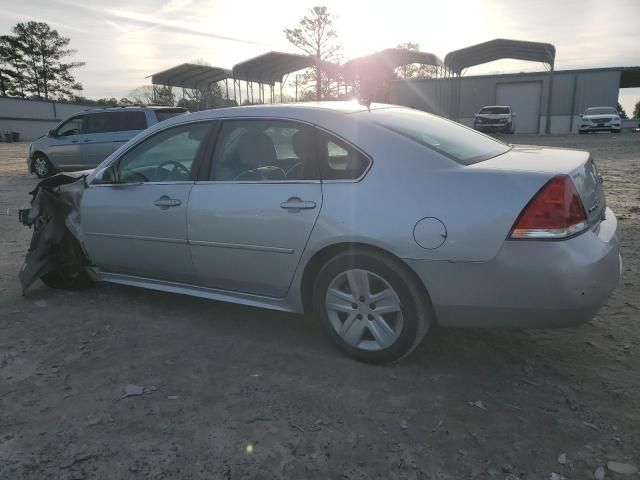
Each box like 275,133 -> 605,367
0,133 -> 638,479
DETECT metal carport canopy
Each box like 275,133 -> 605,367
343,48 -> 444,74
232,51 -> 339,85
150,63 -> 232,89
444,38 -> 555,74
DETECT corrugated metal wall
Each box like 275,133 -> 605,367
390,68 -> 623,134
0,97 -> 95,140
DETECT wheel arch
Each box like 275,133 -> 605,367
299,241 -> 436,321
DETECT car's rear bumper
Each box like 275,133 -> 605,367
405,208 -> 622,328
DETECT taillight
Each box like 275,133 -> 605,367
510,175 -> 588,239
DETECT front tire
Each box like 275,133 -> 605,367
32,153 -> 55,178
611,129 -> 621,133
313,249 -> 431,364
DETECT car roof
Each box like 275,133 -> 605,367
150,101 -> 401,127
86,105 -> 187,112
480,105 -> 510,109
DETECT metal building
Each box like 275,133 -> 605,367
390,66 -> 640,134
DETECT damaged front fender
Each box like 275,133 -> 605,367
19,171 -> 91,293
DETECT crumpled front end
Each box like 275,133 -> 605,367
19,172 -> 89,292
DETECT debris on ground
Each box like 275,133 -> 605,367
594,466 -> 605,480
557,453 -> 568,464
606,461 -> 638,475
467,400 -> 487,410
121,384 -> 144,399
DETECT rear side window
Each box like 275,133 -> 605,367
210,119 -> 317,181
356,107 -> 511,166
154,108 -> 187,122
317,132 -> 370,180
83,113 -> 117,134
117,111 -> 147,131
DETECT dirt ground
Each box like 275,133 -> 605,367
0,133 -> 638,480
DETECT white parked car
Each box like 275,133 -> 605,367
578,107 -> 622,134
473,106 -> 516,134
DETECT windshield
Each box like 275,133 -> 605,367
479,107 -> 510,114
584,107 -> 617,116
356,107 -> 511,165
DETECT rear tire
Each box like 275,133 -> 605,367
32,153 -> 55,178
313,248 -> 431,364
41,231 -> 92,290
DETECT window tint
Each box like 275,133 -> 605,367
356,107 -> 510,166
115,122 -> 210,184
117,111 -> 147,131
57,116 -> 84,136
83,113 -> 117,134
210,120 -> 317,181
317,132 -> 370,180
154,108 -> 187,122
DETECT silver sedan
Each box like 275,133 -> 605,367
21,102 -> 622,363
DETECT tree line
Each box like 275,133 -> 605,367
0,21 -> 84,100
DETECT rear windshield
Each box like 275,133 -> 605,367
356,107 -> 511,165
479,106 -> 510,114
584,107 -> 616,116
154,108 -> 188,122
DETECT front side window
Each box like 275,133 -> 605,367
57,116 -> 84,136
356,107 -> 511,166
210,120 -> 317,181
83,113 -> 117,134
113,122 -> 210,184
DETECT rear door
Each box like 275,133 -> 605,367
187,119 -> 322,297
111,110 -> 149,152
80,112 -> 118,167
82,121 -> 214,283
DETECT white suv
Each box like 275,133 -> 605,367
28,106 -> 187,177
578,106 -> 622,134
473,106 -> 516,134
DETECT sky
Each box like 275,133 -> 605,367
1,0 -> 639,112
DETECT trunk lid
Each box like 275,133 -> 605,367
472,145 -> 606,228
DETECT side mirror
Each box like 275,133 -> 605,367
92,165 -> 117,184
473,113 -> 478,117
48,129 -> 56,137
578,114 -> 583,117
512,113 -> 518,117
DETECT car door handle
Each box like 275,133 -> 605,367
153,196 -> 182,209
83,139 -> 90,142
71,139 -> 79,143
280,197 -> 317,211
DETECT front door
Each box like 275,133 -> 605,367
47,114 -> 85,169
82,121 -> 213,283
188,119 -> 322,298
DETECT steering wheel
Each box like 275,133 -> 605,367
234,165 -> 287,181
155,160 -> 190,180
285,161 -> 304,179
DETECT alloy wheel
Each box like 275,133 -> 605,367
325,269 -> 404,351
